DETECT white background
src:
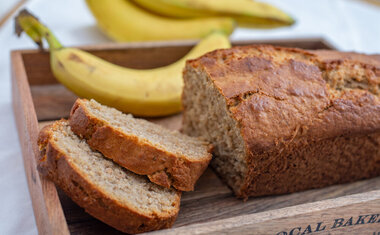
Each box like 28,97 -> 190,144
0,0 -> 379,234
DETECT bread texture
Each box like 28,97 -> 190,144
182,45 -> 380,198
37,120 -> 180,234
69,99 -> 212,191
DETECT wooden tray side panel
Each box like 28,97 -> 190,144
150,190 -> 380,235
11,51 -> 69,235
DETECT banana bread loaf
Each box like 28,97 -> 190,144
182,45 -> 380,198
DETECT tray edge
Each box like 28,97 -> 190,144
11,50 -> 69,235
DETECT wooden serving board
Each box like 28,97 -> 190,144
11,38 -> 380,235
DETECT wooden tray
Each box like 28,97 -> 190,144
11,38 -> 380,235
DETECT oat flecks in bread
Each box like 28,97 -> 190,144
38,120 -> 180,234
69,99 -> 212,191
182,45 -> 380,198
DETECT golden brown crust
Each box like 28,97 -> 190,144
239,132 -> 380,198
37,121 -> 180,234
69,99 -> 212,191
186,45 -> 380,198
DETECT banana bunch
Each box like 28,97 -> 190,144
133,0 -> 295,28
16,10 -> 231,117
85,0 -> 294,42
85,0 -> 236,42
133,0 -> 294,28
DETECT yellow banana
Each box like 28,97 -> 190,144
16,10 -> 231,117
132,0 -> 294,28
85,0 -> 235,42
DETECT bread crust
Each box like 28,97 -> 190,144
240,132 -> 380,198
69,99 -> 212,191
185,45 -> 380,198
37,121 -> 181,234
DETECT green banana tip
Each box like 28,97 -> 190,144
15,9 -> 43,49
15,9 -> 33,35
283,14 -> 296,25
289,17 -> 296,25
15,9 -> 63,51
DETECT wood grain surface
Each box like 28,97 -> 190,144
11,51 -> 69,235
150,190 -> 380,235
12,39 -> 380,235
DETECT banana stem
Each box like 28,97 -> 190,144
15,9 -> 63,51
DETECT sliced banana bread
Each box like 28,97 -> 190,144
182,45 -> 380,198
69,99 -> 212,191
38,120 -> 180,234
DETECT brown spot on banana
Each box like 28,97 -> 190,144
57,60 -> 65,69
68,53 -> 84,63
68,53 -> 96,73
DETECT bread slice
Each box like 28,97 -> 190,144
69,99 -> 212,191
37,120 -> 180,234
182,45 -> 380,198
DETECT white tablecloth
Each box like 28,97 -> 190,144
0,0 -> 379,234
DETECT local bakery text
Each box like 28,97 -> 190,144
276,213 -> 380,235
